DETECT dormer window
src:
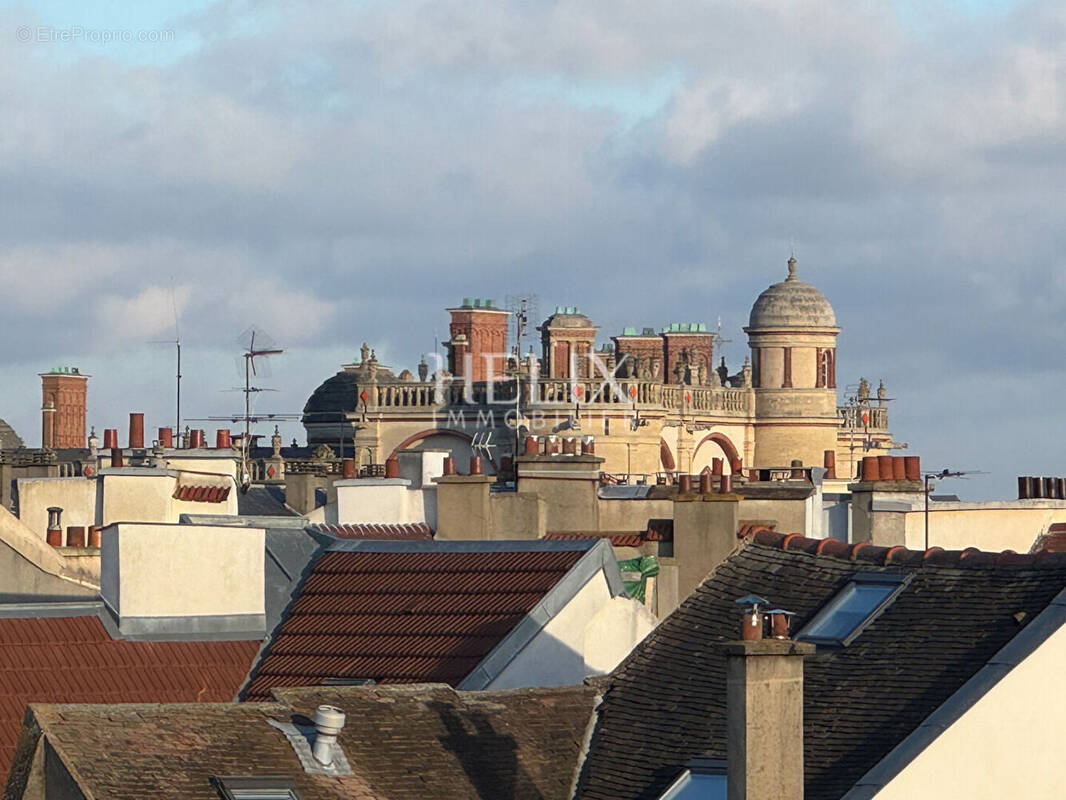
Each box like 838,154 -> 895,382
797,572 -> 911,646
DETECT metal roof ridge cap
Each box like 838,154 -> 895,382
456,541 -> 614,691
0,600 -> 106,617
841,583 -> 1066,797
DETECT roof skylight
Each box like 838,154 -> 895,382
797,572 -> 911,646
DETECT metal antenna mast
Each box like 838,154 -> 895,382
148,284 -> 184,437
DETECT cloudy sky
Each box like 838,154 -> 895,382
1,0 -> 1063,498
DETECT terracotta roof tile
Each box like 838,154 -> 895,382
242,546 -> 587,699
313,522 -> 434,540
172,485 -> 231,503
0,614 -> 258,779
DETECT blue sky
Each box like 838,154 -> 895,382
1,0 -> 1064,499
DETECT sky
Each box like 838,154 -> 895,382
0,0 -> 1063,499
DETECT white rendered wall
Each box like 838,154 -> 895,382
101,522 -> 263,619
487,571 -> 656,689
869,620 -> 1066,800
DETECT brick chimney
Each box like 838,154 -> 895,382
724,602 -> 813,800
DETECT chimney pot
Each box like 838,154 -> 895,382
823,449 -> 837,479
469,456 -> 483,475
311,705 -> 346,767
563,438 -> 577,455
583,437 -> 596,455
158,427 -> 173,448
342,458 -> 356,479
699,471 -> 712,494
103,429 -> 118,450
861,455 -> 880,481
215,429 -> 232,450
524,436 -> 538,455
110,448 -> 124,468
678,474 -> 693,493
904,456 -> 921,482
66,526 -> 86,548
442,457 -> 455,476
128,413 -> 144,449
878,455 -> 893,481
789,459 -> 804,480
719,473 -> 733,494
891,456 -> 906,481
385,456 -> 400,478
769,609 -> 795,639
88,526 -> 102,547
712,457 -> 723,476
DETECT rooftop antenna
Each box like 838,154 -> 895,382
711,315 -> 732,361
190,326 -> 300,491
922,468 -> 985,550
148,280 -> 183,435
506,293 -> 540,454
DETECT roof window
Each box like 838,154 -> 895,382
213,776 -> 301,800
797,572 -> 911,646
658,757 -> 727,799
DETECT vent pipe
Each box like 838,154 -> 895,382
312,705 -> 346,766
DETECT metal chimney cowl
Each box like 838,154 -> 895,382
312,705 -> 346,766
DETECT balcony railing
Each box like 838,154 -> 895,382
839,404 -> 889,431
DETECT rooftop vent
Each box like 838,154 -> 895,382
312,705 -> 346,766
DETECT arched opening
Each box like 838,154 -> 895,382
387,428 -> 497,472
691,433 -> 742,474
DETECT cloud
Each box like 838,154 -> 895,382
0,0 -> 1062,498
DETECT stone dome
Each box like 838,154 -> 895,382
748,257 -> 836,329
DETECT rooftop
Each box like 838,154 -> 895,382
8,683 -> 598,800
241,539 -> 602,700
0,607 -> 259,778
576,530 -> 1066,800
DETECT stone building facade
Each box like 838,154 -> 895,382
302,258 -> 897,480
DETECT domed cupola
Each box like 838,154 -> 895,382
748,256 -> 836,330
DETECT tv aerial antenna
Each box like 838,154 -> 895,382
921,468 -> 986,549
506,293 -> 539,454
188,325 -> 301,491
148,281 -> 184,435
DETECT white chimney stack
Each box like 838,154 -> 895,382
312,705 -> 346,766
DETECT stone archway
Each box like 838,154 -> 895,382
387,428 -> 498,471
692,432 -> 741,472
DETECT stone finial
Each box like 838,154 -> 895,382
271,425 -> 282,457
786,255 -> 798,281
418,355 -> 429,382
877,379 -> 886,400
360,342 -> 370,364
858,377 -> 870,400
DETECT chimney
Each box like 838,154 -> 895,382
312,705 -> 346,767
342,458 -> 356,479
385,456 -> 400,478
128,413 -> 144,449
103,428 -> 118,450
111,448 -> 124,468
725,600 -> 813,800
215,429 -> 232,450
469,456 -> 483,475
46,507 -> 62,547
158,427 -> 173,448
823,450 -> 836,480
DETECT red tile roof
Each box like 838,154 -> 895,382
172,485 -> 231,502
0,614 -> 258,777
545,519 -> 673,548
313,522 -> 433,540
242,547 -> 587,700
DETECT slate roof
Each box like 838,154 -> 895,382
238,485 -> 299,517
313,522 -> 433,540
0,610 -> 259,779
576,531 -> 1066,800
8,683 -> 598,800
242,540 -> 597,700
